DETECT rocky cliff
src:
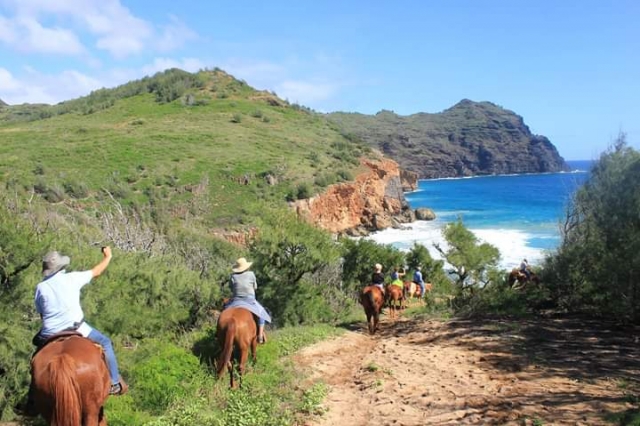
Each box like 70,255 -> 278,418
328,100 -> 569,179
292,158 -> 418,235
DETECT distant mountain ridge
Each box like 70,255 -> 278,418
327,99 -> 568,179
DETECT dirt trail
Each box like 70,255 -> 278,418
295,314 -> 640,426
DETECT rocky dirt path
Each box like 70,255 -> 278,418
295,314 -> 640,426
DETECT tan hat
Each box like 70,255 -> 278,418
232,257 -> 253,273
42,251 -> 70,276
374,263 -> 382,272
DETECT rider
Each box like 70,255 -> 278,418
33,247 -> 127,396
226,257 -> 271,344
390,266 -> 404,289
371,263 -> 386,295
519,258 -> 531,280
413,265 -> 426,297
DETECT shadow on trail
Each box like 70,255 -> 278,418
408,313 -> 640,385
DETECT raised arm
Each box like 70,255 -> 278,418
92,246 -> 113,278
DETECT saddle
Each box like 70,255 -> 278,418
31,331 -> 83,358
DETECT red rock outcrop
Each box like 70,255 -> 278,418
292,158 -> 416,235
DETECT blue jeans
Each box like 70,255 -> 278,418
418,282 -> 425,297
87,328 -> 120,385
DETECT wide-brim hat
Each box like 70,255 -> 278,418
42,251 -> 70,276
232,257 -> 253,273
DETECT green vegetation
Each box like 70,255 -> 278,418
541,134 -> 640,322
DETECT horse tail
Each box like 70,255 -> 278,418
217,318 -> 236,378
367,289 -> 379,312
48,354 -> 81,426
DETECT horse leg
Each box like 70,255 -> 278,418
237,344 -> 250,389
250,337 -> 257,364
98,406 -> 107,426
83,410 -> 100,426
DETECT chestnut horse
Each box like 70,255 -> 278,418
508,268 -> 540,288
215,307 -> 257,388
31,335 -> 110,426
359,285 -> 384,334
386,284 -> 404,319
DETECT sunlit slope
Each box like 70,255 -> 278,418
0,69 -> 369,229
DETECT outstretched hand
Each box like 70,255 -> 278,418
101,246 -> 113,259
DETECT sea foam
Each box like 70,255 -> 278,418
367,219 -> 550,271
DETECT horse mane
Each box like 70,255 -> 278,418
48,354 -> 82,426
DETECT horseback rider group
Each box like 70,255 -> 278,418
28,248 -> 271,420
370,263 -> 428,301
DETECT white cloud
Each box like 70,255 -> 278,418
0,66 -> 103,104
141,57 -> 205,76
156,15 -> 198,52
18,16 -> 85,54
0,14 -> 85,54
0,67 -> 21,91
0,0 -> 196,58
276,80 -> 339,104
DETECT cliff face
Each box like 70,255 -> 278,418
327,100 -> 569,179
292,158 -> 417,235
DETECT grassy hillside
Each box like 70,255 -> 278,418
327,99 -> 568,178
0,68 -> 370,235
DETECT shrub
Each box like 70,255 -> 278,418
230,113 -> 242,123
128,343 -> 202,413
296,182 -> 311,200
542,134 -> 640,321
63,180 -> 89,199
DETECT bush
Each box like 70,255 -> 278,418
63,180 -> 89,199
129,342 -> 202,413
542,134 -> 640,321
296,183 -> 311,200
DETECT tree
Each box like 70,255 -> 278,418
340,238 -> 405,296
249,212 -> 341,325
434,218 -> 500,293
405,243 -> 449,291
543,134 -> 640,321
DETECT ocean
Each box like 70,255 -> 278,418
368,160 -> 592,270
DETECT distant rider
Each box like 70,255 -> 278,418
390,266 -> 404,289
519,258 -> 531,280
371,263 -> 385,295
413,265 -> 426,298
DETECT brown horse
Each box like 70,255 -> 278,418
402,281 -> 434,307
359,285 -> 384,334
386,284 -> 404,319
508,268 -> 540,288
215,307 -> 257,389
31,335 -> 110,426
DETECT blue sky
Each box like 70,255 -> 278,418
1,1 -> 638,160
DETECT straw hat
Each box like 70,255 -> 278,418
42,251 -> 70,276
232,257 -> 253,273
374,263 -> 382,272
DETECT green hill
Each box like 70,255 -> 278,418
0,68 -> 370,236
327,99 -> 568,178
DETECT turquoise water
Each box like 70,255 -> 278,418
406,160 -> 591,249
370,160 -> 592,268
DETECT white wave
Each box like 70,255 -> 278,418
366,220 -> 552,271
